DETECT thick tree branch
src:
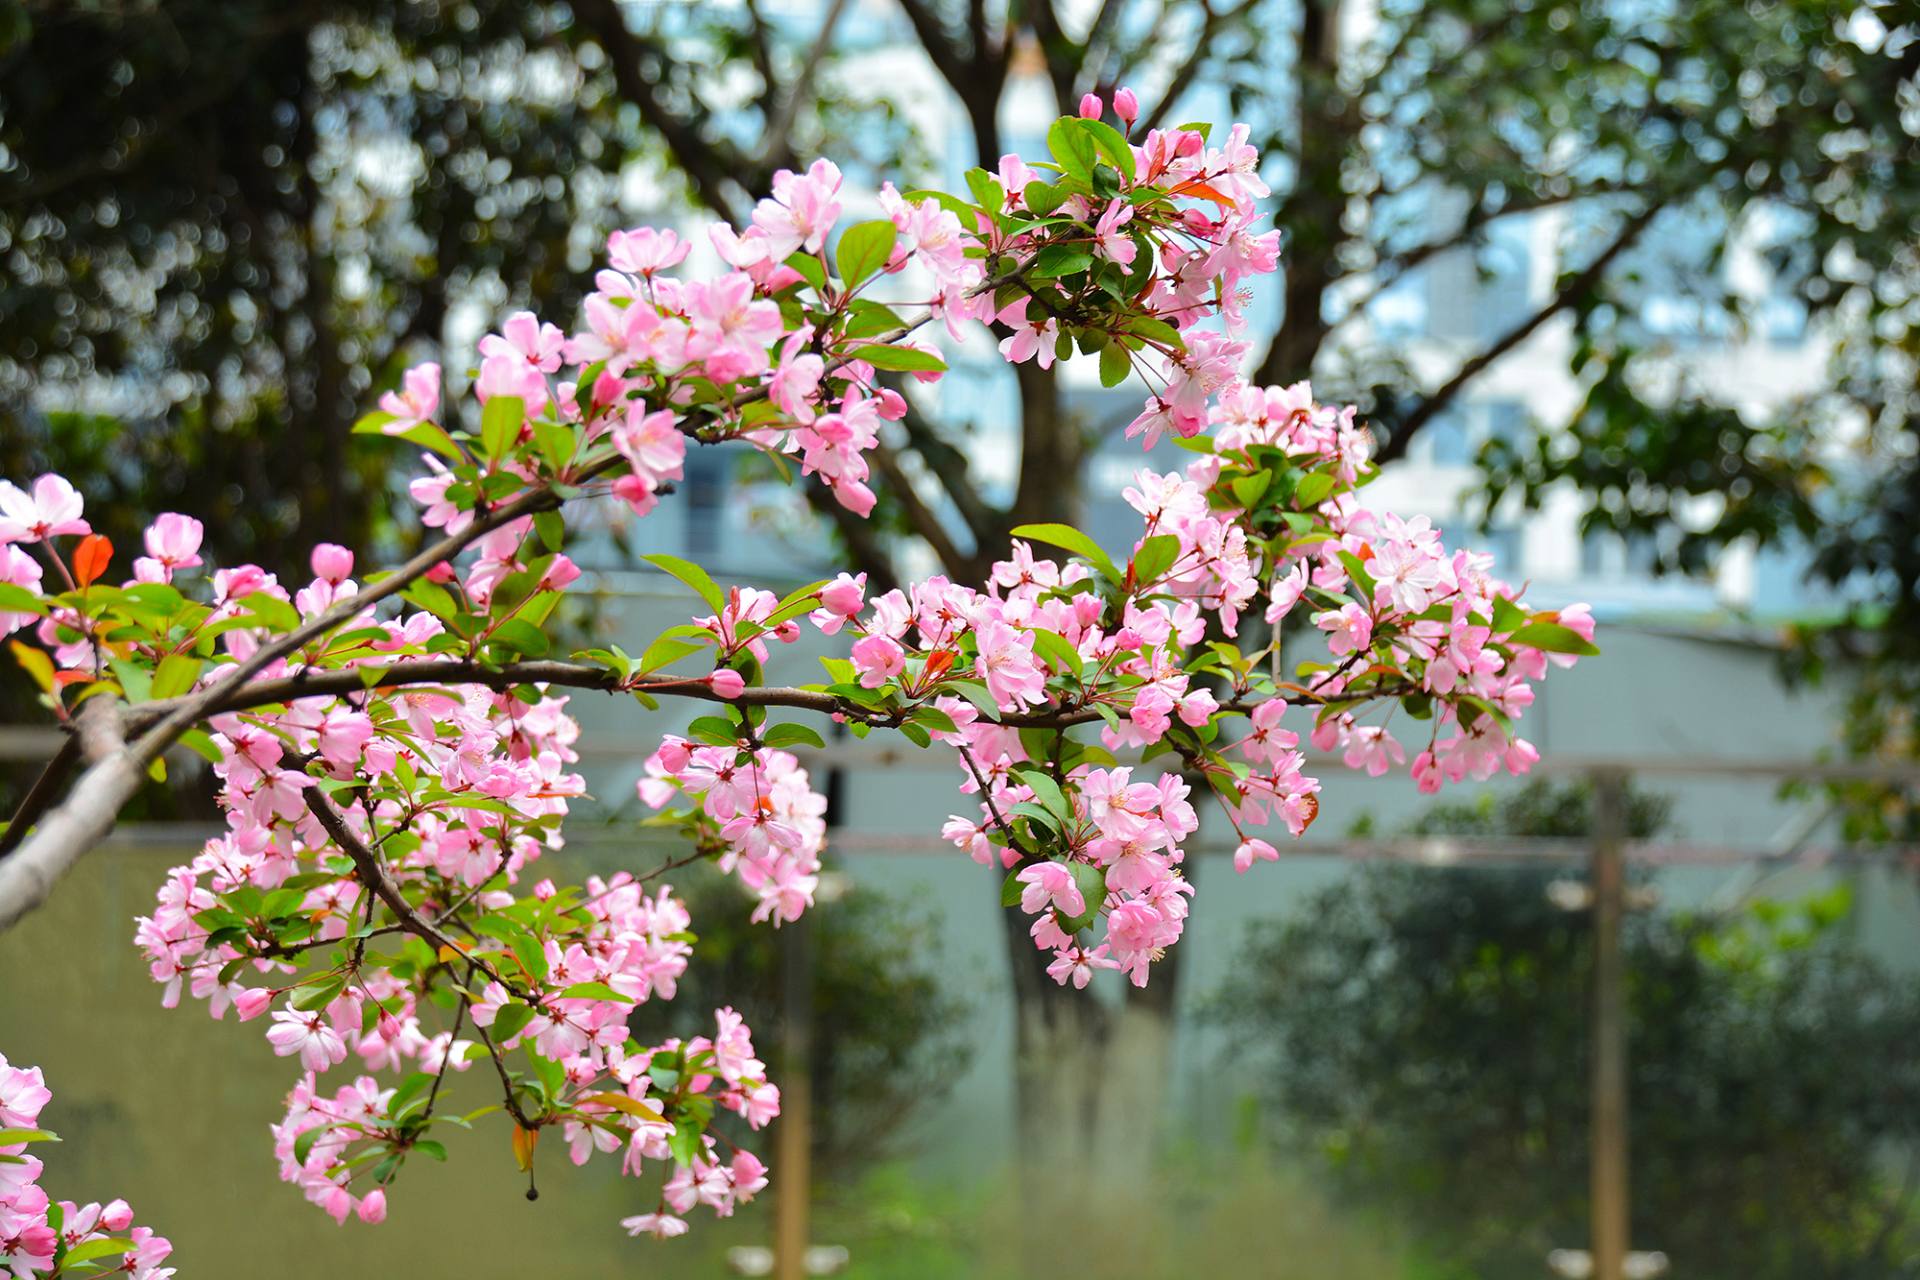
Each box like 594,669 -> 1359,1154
0,259 -> 1019,928
302,788 -> 481,968
0,734 -> 79,860
1337,184 -> 1637,329
1140,0 -> 1252,134
896,398 -> 1000,552
895,0 -> 974,90
568,0 -> 757,220
114,656 -> 1371,732
0,697 -> 134,931
1375,200 -> 1665,463
867,440 -> 971,576
758,0 -> 851,176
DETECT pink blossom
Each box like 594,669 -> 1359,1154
377,362 -> 441,432
0,474 -> 89,543
266,1010 -> 347,1072
974,619 -> 1047,710
480,311 -> 567,375
1233,837 -> 1278,873
1093,199 -> 1137,265
850,634 -> 904,688
607,226 -> 690,277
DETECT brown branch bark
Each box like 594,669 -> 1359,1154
0,696 -> 135,931
568,0 -> 758,220
1375,200 -> 1665,464
759,0 -> 851,176
868,441 -> 971,576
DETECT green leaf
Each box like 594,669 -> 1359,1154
1060,861 -> 1108,933
1047,117 -> 1098,179
1028,628 -> 1084,678
149,653 -> 203,700
835,219 -> 897,288
558,981 -> 634,1003
1024,180 -> 1067,216
1013,765 -> 1073,821
532,420 -> 576,473
637,634 -> 708,675
1098,342 -> 1132,387
387,1071 -> 438,1119
1490,595 -> 1529,634
1131,534 -> 1181,586
1001,868 -> 1025,908
848,343 -> 946,373
489,619 -> 550,658
1295,472 -> 1337,508
641,554 -> 726,613
1009,523 -> 1120,583
1230,471 -> 1273,510
964,167 -> 1005,211
238,591 -> 300,633
1508,621 -> 1600,657
0,583 -> 47,618
61,1237 -> 137,1266
1078,118 -> 1137,181
762,722 -> 826,750
480,394 -> 525,462
353,410 -> 465,462
1029,244 -> 1092,278
1124,315 -> 1185,350
413,1139 -> 449,1161
489,1002 -> 535,1044
0,1128 -> 58,1145
179,727 -> 223,765
784,252 -> 828,293
292,978 -> 346,1012
943,679 -> 1001,721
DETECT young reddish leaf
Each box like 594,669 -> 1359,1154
72,534 -> 112,587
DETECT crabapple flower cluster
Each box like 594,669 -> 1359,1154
0,95 -> 1596,1247
0,1055 -> 174,1278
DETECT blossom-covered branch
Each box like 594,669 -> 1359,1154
0,93 -> 1596,1251
0,1056 -> 174,1277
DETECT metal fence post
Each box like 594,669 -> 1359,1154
1590,768 -> 1629,1280
775,911 -> 813,1280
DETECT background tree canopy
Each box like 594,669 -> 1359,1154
1213,784 -> 1920,1278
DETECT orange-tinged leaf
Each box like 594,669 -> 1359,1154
1169,178 -> 1233,207
73,535 -> 112,588
581,1091 -> 666,1124
511,1124 -> 540,1172
52,670 -> 94,688
8,640 -> 54,694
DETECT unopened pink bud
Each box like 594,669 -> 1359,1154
310,543 -> 354,583
101,1200 -> 134,1232
233,988 -> 274,1022
1079,93 -> 1103,120
357,1188 -> 387,1224
1113,87 -> 1139,125
708,668 -> 746,700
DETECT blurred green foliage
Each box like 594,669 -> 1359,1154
1214,862 -> 1920,1278
629,870 -> 972,1177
